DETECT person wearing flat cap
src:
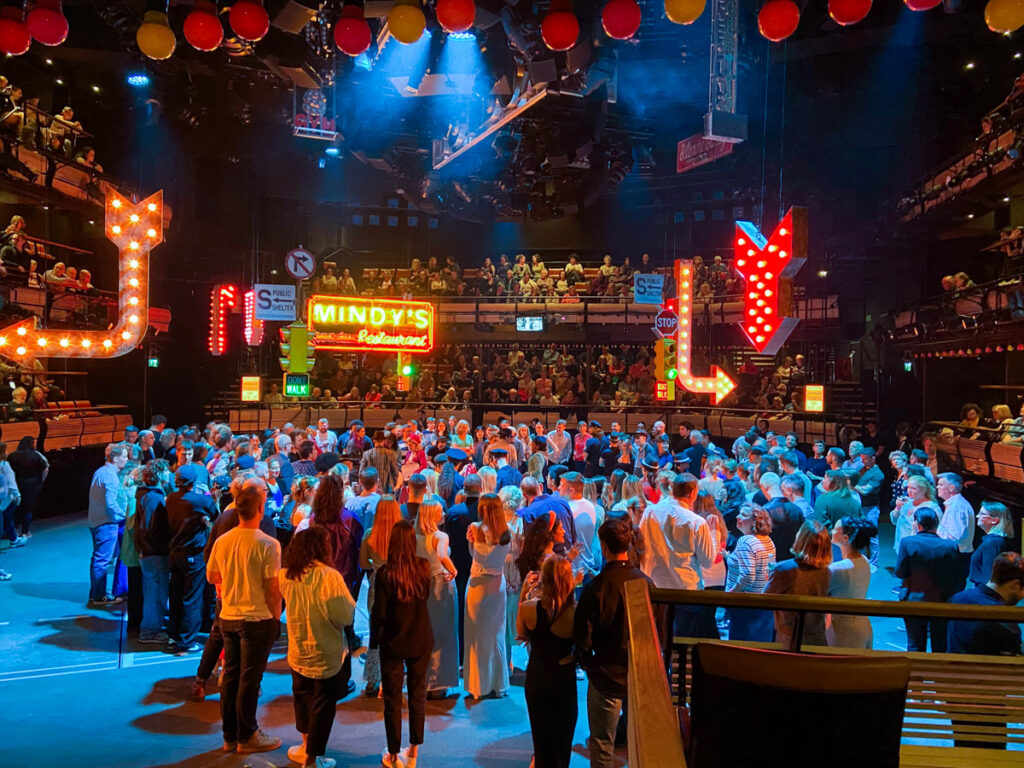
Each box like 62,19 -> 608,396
487,448 -> 522,491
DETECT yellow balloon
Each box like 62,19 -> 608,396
389,3 -> 426,44
666,0 -> 706,24
986,0 -> 1024,33
136,10 -> 177,60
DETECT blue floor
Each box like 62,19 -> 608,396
0,513 -> 912,767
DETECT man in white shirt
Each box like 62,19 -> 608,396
313,418 -> 337,454
561,472 -> 598,575
546,419 -> 572,467
936,472 -> 976,578
206,485 -> 282,755
639,473 -> 716,637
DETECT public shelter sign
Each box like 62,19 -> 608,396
307,295 -> 435,354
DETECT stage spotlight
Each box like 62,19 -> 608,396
126,71 -> 150,87
448,31 -> 476,41
325,146 -> 340,156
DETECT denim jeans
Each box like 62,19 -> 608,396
587,682 -> 623,768
139,555 -> 170,636
220,618 -> 279,743
89,523 -> 119,601
1,499 -> 17,542
863,505 -> 880,566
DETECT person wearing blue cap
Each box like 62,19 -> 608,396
488,448 -> 522,492
166,463 -> 218,655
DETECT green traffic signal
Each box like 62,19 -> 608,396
401,363 -> 413,376
667,368 -> 678,380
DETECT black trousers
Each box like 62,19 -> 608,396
220,618 -> 279,743
168,554 -> 205,647
197,600 -> 223,681
905,617 -> 948,653
525,663 -> 577,768
381,650 -> 430,755
14,483 -> 40,535
292,667 -> 346,758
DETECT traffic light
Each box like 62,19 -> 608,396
279,321 -> 315,374
664,338 -> 677,380
401,362 -> 413,376
655,337 -> 677,380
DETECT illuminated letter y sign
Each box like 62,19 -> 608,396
734,207 -> 807,356
0,190 -> 163,361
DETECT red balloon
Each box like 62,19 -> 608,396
542,10 -> 579,51
229,0 -> 270,42
184,0 -> 223,51
828,0 -> 871,25
602,0 -> 641,40
26,0 -> 68,47
334,4 -> 371,56
903,0 -> 941,9
758,0 -> 800,42
436,0 -> 476,33
0,7 -> 31,56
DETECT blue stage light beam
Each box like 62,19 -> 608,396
126,71 -> 151,87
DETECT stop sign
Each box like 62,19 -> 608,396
654,309 -> 679,338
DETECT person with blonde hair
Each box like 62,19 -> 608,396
970,501 -> 1016,587
610,474 -> 643,513
289,476 -> 318,531
450,419 -> 474,452
414,499 -> 458,698
463,493 -> 512,699
498,485 -> 525,673
517,555 -> 576,768
725,505 -> 776,641
765,519 -> 832,649
890,475 -> 941,553
477,465 -> 497,496
359,496 -> 404,697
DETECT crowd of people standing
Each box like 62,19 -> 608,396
76,409 -> 1022,765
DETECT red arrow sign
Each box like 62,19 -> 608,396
734,207 -> 807,355
0,189 -> 163,361
653,308 -> 679,338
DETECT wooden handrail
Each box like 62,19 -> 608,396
624,579 -> 687,768
649,587 -> 1024,623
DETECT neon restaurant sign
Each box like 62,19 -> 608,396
307,295 -> 435,353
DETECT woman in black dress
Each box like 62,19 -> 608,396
8,435 -> 47,536
371,519 -> 433,768
516,554 -> 577,768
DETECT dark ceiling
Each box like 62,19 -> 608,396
3,0 -> 1023,230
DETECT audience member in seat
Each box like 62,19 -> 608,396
764,519 -> 832,649
43,261 -> 68,289
48,106 -> 82,156
895,506 -> 964,653
5,386 -> 31,421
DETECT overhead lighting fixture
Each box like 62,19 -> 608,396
92,85 -> 101,93
1004,196 -> 1012,203
967,213 -> 975,219
965,61 -> 975,70
817,269 -> 828,278
55,78 -> 64,85
324,146 -> 340,157
448,31 -> 476,41
1016,52 -> 1022,59
126,71 -> 150,87
44,58 -> 53,65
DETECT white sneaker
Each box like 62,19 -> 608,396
305,758 -> 336,768
288,744 -> 307,764
400,747 -> 418,768
381,749 -> 405,768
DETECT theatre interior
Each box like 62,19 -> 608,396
2,1 -> 1024,767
